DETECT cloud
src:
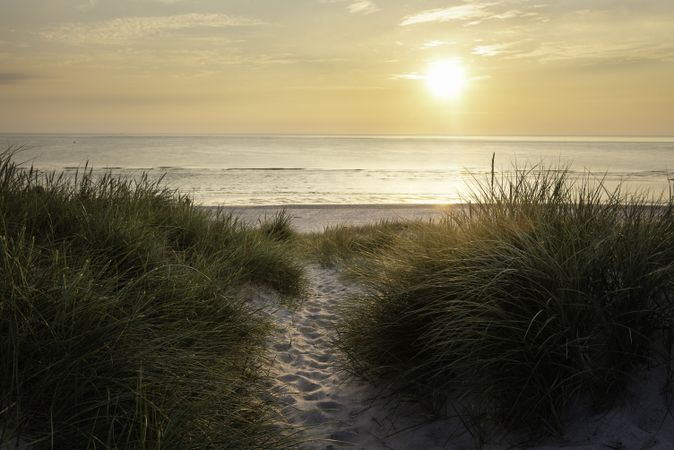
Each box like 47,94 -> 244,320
78,0 -> 98,11
41,13 -> 264,45
472,43 -> 509,56
320,0 -> 379,15
422,40 -> 454,48
348,1 -> 379,15
392,72 -> 490,83
43,46 -> 301,72
391,73 -> 424,80
510,40 -> 674,64
0,73 -> 32,84
492,9 -> 538,20
400,3 -> 497,26
399,2 -> 541,26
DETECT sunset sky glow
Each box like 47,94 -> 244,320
1,0 -> 673,135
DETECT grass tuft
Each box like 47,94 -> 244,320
259,208 -> 296,243
338,165 -> 674,434
0,148 -> 304,449
301,220 -> 426,268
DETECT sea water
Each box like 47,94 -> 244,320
2,134 -> 673,205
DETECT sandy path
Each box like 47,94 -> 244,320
266,266 -> 474,450
260,265 -> 674,450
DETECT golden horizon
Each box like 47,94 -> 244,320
1,1 -> 673,135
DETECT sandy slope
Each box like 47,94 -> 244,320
254,265 -> 674,449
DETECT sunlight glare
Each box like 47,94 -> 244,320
425,59 -> 468,100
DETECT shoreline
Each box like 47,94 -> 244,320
207,203 -> 461,233
204,202 -> 670,233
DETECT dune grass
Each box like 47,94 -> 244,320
300,220 -> 424,268
337,167 -> 674,435
259,209 -> 296,244
0,149 -> 304,449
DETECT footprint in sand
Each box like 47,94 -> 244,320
297,370 -> 330,381
278,374 -> 299,383
296,376 -> 321,393
299,409 -> 328,426
317,401 -> 341,411
303,390 -> 326,401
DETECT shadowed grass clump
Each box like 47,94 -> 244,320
260,208 -> 296,243
0,149 -> 304,449
338,167 -> 674,434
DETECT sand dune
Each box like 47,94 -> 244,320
251,264 -> 674,449
257,266 -> 479,449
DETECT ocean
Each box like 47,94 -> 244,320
2,134 -> 673,205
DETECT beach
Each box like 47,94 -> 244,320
215,203 -> 458,233
4,0 -> 674,446
3,147 -> 674,448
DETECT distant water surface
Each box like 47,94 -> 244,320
2,134 -> 673,205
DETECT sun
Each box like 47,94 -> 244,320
425,59 -> 468,99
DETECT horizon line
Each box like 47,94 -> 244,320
2,132 -> 674,140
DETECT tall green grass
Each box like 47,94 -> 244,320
0,149 -> 304,448
301,220 -> 419,267
338,167 -> 674,435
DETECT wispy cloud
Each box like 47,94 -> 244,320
400,2 -> 542,26
392,71 -> 489,82
78,0 -> 98,11
348,1 -> 379,15
41,13 -> 264,45
400,3 -> 497,26
491,9 -> 539,20
0,72 -> 33,84
320,0 -> 379,15
422,40 -> 454,49
391,73 -> 423,80
472,43 -> 509,56
43,47 -> 300,72
510,40 -> 674,64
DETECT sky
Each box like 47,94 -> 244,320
1,0 -> 673,135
